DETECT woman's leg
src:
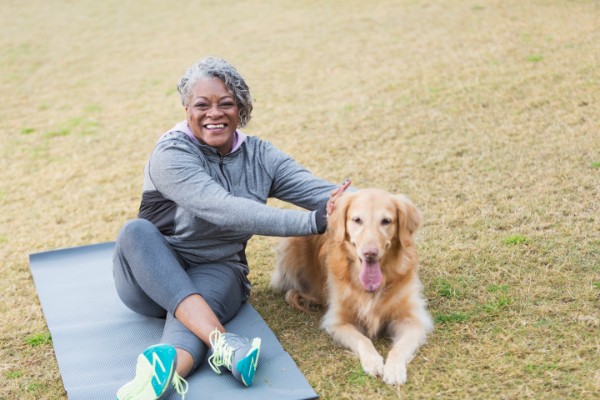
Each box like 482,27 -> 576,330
162,262 -> 248,376
113,219 -> 201,317
113,218 -> 248,376
113,219 -> 224,375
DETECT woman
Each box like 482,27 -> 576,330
113,57 -> 350,400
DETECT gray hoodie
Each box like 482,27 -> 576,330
138,121 -> 336,267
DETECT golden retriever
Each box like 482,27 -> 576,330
271,188 -> 433,385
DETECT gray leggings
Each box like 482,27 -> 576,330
112,218 -> 248,371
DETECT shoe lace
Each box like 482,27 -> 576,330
207,329 -> 234,374
172,372 -> 188,399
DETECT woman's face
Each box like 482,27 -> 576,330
186,77 -> 240,155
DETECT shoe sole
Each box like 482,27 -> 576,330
237,338 -> 261,387
116,344 -> 177,400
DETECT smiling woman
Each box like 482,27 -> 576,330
177,57 -> 253,123
176,58 -> 252,155
112,56 -> 350,400
185,78 -> 240,155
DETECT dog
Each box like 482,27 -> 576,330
271,188 -> 433,385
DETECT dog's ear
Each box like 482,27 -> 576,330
395,194 -> 422,248
330,192 -> 353,243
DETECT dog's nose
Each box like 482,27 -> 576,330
361,246 -> 379,262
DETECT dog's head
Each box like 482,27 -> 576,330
329,189 -> 422,292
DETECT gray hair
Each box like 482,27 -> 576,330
177,57 -> 253,127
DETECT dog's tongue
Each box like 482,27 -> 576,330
359,260 -> 383,292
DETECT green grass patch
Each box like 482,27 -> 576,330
481,297 -> 511,315
26,381 -> 48,393
487,284 -> 509,294
25,332 -> 52,347
434,278 -> 459,298
524,363 -> 559,373
433,276 -> 471,299
4,369 -> 23,379
527,54 -> 544,62
502,234 -> 529,245
44,127 -> 71,137
591,161 -> 600,169
21,127 -> 35,134
478,284 -> 512,315
482,294 -> 511,315
347,364 -> 374,386
44,116 -> 100,138
434,312 -> 470,324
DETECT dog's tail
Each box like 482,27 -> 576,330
285,289 -> 322,313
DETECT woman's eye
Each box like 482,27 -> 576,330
220,102 -> 235,108
195,103 -> 209,109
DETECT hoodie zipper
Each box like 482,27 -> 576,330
218,154 -> 231,192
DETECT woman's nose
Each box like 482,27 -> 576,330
206,104 -> 223,118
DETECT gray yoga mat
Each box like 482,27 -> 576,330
29,242 -> 318,400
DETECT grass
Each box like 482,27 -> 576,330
502,234 -> 530,246
1,0 -> 599,399
24,332 -> 52,347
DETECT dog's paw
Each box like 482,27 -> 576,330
382,362 -> 407,385
360,352 -> 385,377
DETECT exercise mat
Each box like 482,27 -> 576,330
29,242 -> 318,400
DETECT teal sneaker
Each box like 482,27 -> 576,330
116,344 -> 188,400
207,329 -> 261,387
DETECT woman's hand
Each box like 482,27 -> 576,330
326,178 -> 351,215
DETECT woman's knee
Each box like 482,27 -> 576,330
117,219 -> 159,249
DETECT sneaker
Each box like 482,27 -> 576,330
116,344 -> 188,400
207,329 -> 261,387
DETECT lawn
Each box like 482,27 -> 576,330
1,0 -> 598,399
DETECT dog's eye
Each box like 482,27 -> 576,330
352,217 -> 363,225
381,218 -> 392,225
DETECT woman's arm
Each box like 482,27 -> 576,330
147,136 -> 321,237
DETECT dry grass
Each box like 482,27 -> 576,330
1,0 -> 599,398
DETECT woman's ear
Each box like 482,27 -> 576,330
330,192 -> 352,243
395,194 -> 422,248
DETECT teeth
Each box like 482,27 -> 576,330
206,124 -> 225,129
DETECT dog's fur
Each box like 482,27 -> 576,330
272,189 -> 433,385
